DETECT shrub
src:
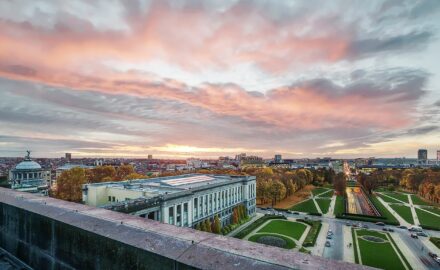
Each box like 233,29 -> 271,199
297,219 -> 322,247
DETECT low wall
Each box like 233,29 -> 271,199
0,188 -> 373,270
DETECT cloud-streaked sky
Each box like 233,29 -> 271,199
1,0 -> 440,159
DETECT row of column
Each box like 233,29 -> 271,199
15,172 -> 43,180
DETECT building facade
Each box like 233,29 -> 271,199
82,174 -> 256,228
418,149 -> 428,164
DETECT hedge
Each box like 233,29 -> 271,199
297,219 -> 322,247
233,215 -> 286,239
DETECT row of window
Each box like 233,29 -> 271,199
168,203 -> 189,226
193,185 -> 244,219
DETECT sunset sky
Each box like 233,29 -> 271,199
1,0 -> 440,159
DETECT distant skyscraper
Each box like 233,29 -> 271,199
65,153 -> 72,162
274,154 -> 282,163
418,149 -> 428,164
437,150 -> 440,161
148,154 -> 153,160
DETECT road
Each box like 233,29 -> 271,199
256,208 -> 440,269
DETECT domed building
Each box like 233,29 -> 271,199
9,151 -> 49,192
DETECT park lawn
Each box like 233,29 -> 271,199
312,187 -> 330,196
411,195 -> 431,206
415,208 -> 440,230
248,233 -> 296,249
354,229 -> 411,270
389,204 -> 414,224
290,199 -> 319,214
378,193 -> 403,204
317,190 -> 334,198
371,196 -> 399,225
383,192 -> 409,203
316,198 -> 331,214
422,207 -> 440,216
257,220 -> 307,240
430,237 -> 440,249
334,196 -> 345,215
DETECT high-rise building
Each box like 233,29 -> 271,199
65,153 -> 72,162
148,154 -> 153,160
437,150 -> 440,161
418,149 -> 428,164
274,154 -> 282,163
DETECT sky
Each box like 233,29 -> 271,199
0,0 -> 440,159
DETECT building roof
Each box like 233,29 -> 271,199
14,160 -> 42,170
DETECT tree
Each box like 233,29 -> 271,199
204,219 -> 212,233
53,167 -> 87,202
195,223 -> 201,231
212,215 -> 221,234
333,173 -> 347,195
89,166 -> 117,183
269,180 -> 286,207
200,221 -> 207,231
125,173 -> 145,180
232,208 -> 239,224
116,165 -> 135,180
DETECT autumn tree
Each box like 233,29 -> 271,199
116,165 -> 135,180
333,172 -> 347,195
125,173 -> 145,180
212,215 -> 221,234
89,166 -> 117,183
53,167 -> 87,202
204,219 -> 212,233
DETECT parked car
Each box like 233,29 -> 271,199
397,225 -> 407,230
259,207 -> 267,210
388,228 -> 394,232
375,222 -> 385,226
293,212 -> 300,215
362,224 -> 368,229
325,241 -> 331,247
416,232 -> 428,237
428,252 -> 438,259
409,226 -> 423,232
352,224 -> 359,228
382,228 -> 389,232
410,233 -> 419,239
435,257 -> 440,265
345,222 -> 351,226
327,235 -> 333,239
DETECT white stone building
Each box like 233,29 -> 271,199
82,174 -> 256,228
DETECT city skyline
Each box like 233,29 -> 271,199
1,0 -> 440,159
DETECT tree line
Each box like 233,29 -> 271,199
52,165 -> 144,202
357,168 -> 440,204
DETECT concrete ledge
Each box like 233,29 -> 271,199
0,188 -> 374,269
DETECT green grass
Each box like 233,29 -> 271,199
415,208 -> 440,230
430,237 -> 440,249
312,187 -> 329,196
297,219 -> 322,247
317,190 -> 334,198
233,215 -> 285,239
411,195 -> 431,206
257,220 -> 307,240
248,233 -> 296,249
389,204 -> 414,224
290,199 -> 319,214
378,193 -> 403,204
422,207 -> 440,215
383,192 -> 409,203
370,196 -> 399,224
334,196 -> 345,215
316,198 -> 331,214
354,229 -> 411,270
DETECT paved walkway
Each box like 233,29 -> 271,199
376,196 -> 411,227
342,226 -> 354,263
408,194 -> 421,226
312,197 -> 323,214
390,233 -> 425,269
385,233 -> 411,270
417,206 -> 440,218
311,222 -> 328,256
422,237 -> 440,255
326,195 -> 337,218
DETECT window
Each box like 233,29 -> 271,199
168,207 -> 174,224
108,196 -> 111,202
177,205 -> 181,225
112,196 -> 115,202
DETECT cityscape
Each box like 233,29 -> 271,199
1,1 -> 440,270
